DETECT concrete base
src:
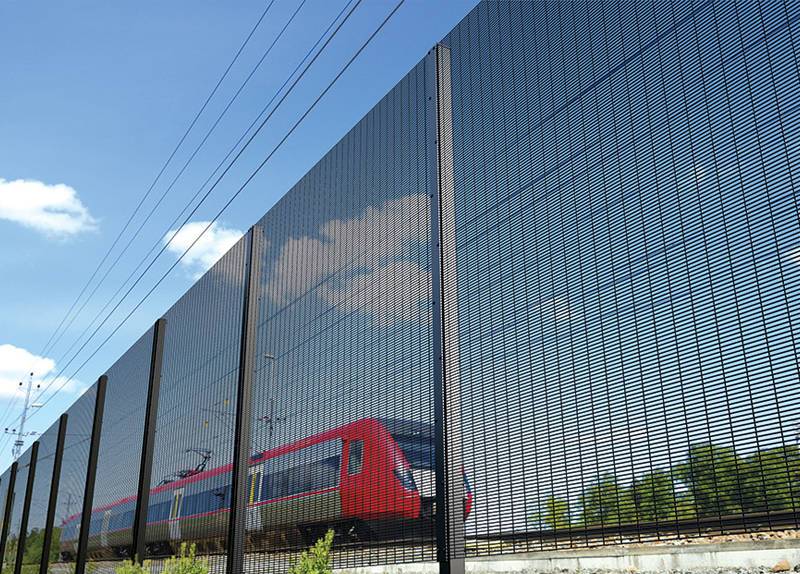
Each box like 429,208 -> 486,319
337,541 -> 800,573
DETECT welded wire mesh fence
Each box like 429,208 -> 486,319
1,1 -> 798,572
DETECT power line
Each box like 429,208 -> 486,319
38,0 -> 309,381
0,392 -> 22,431
26,0 -> 279,376
0,382 -> 26,453
47,0 -> 353,392
28,0 -> 362,411
25,0 -> 401,425
58,0 -> 406,389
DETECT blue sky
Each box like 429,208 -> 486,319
0,0 -> 478,471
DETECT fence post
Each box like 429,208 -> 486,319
227,226 -> 262,574
40,413 -> 68,574
75,376 -> 107,574
0,461 -> 18,570
427,43 -> 465,574
132,317 -> 167,563
13,441 -> 39,574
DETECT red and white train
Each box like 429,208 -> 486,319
59,418 -> 472,559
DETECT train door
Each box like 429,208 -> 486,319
100,509 -> 111,547
169,488 -> 184,540
247,464 -> 263,531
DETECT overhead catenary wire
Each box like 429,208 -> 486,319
26,0 -> 364,410
38,1 -> 313,386
38,0 -> 312,393
48,0 -> 357,384
0,392 -> 22,431
24,0 -> 405,424
0,391 -> 25,459
0,386 -> 25,458
20,0 -> 278,383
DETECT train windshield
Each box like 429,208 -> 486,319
393,435 -> 434,469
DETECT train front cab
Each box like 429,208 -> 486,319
339,418 -> 473,542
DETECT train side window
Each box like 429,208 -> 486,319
149,500 -> 170,522
348,440 -> 364,475
263,471 -> 288,500
183,493 -> 197,517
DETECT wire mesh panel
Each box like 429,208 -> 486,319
21,423 -> 58,571
246,58 -> 434,571
84,329 -> 154,572
1,0 -> 798,568
3,450 -> 30,573
444,0 -> 800,555
51,386 -> 98,572
146,238 -> 247,572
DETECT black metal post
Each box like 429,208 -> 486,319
132,317 -> 167,563
75,376 -> 107,574
14,441 -> 39,574
427,43 -> 465,574
227,226 -> 262,574
40,413 -> 68,574
0,461 -> 18,570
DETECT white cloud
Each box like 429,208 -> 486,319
267,194 -> 430,326
0,178 -> 97,237
0,344 -> 84,400
164,221 -> 244,279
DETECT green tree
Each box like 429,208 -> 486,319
535,495 -> 571,530
674,488 -> 697,520
739,445 -> 800,513
526,443 -> 798,531
578,475 -> 636,526
631,471 -> 677,521
674,444 -> 743,517
289,529 -> 334,574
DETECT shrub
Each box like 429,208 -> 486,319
115,559 -> 151,574
162,543 -> 208,574
289,530 -> 335,574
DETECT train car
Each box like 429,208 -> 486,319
59,418 -> 472,560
